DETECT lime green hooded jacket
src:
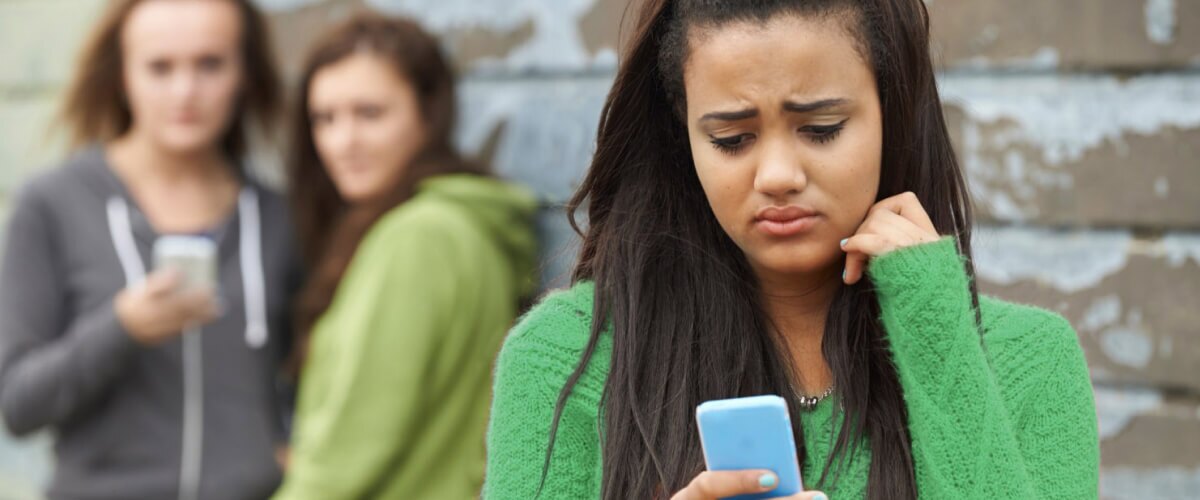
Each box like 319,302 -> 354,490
274,174 -> 538,500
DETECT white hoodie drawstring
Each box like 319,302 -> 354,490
106,188 -> 270,500
238,189 -> 269,349
106,197 -> 146,285
107,191 -> 269,349
106,196 -> 202,500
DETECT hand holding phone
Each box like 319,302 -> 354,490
115,237 -> 220,345
671,395 -> 827,500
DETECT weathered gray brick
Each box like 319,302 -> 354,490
930,0 -> 1200,71
1095,385 -> 1200,498
975,227 -> 1200,393
0,91 -> 68,196
942,74 -> 1200,228
0,0 -> 106,88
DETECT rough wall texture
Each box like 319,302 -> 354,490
0,0 -> 1196,498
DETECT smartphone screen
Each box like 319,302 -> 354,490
153,236 -> 218,291
696,395 -> 804,499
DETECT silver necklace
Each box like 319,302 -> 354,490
795,384 -> 836,411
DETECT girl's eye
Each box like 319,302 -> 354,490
709,133 -> 754,155
197,55 -> 225,73
355,105 -> 385,120
149,59 -> 171,76
802,119 -> 849,145
310,111 -> 333,126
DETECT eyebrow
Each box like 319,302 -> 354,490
782,98 -> 849,114
699,108 -> 759,122
699,98 -> 851,123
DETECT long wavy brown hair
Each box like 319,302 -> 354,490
57,0 -> 281,160
287,13 -> 485,369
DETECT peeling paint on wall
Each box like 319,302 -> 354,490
1102,466 -> 1200,499
255,0 -> 613,72
1082,295 -> 1122,332
1094,385 -> 1163,441
1145,0 -> 1178,45
972,227 -> 1132,293
1101,322 -> 1155,369
942,74 -> 1200,222
253,0 -> 327,11
1155,176 -> 1170,198
455,77 -> 610,201
364,0 -> 607,72
941,75 -> 1200,166
958,47 -> 1060,71
1160,233 -> 1200,268
1079,296 -> 1156,369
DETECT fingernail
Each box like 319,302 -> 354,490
839,238 -> 848,247
758,473 -> 777,489
813,494 -> 828,500
842,270 -> 847,281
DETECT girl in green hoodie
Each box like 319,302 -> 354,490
485,0 -> 1098,499
272,14 -> 537,500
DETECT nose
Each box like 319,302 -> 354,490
321,113 -> 359,156
753,136 -> 807,199
171,67 -> 201,101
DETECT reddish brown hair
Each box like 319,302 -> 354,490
58,0 -> 282,159
288,13 -> 485,369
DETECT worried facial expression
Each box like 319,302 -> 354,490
683,13 -> 882,283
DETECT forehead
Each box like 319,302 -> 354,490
309,54 -> 411,104
122,0 -> 242,56
682,13 -> 873,107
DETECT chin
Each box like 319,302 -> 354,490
157,130 -> 222,155
757,258 -> 827,277
334,184 -> 381,205
748,243 -> 839,278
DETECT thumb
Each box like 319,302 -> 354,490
842,247 -> 868,285
144,268 -> 183,296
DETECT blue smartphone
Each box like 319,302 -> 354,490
696,395 -> 803,500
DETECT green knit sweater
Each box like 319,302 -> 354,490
484,238 -> 1099,498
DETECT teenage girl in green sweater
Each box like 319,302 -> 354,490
484,0 -> 1099,499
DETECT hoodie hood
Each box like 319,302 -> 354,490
416,174 -> 539,298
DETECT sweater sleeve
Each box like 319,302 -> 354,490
867,237 -> 1099,498
272,216 -> 458,500
0,183 -> 139,436
483,287 -> 605,499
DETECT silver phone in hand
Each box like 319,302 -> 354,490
153,236 -> 218,291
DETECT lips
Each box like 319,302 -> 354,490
340,164 -> 376,179
755,205 -> 821,237
171,110 -> 202,123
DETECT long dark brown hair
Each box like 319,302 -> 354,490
58,0 -> 281,160
546,0 -> 980,498
288,13 -> 485,367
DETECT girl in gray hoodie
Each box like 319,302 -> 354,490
0,1 -> 300,499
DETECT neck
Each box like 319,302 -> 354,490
108,131 -> 230,184
753,263 -> 842,395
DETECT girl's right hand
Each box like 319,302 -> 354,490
671,470 -> 828,500
115,269 -> 221,345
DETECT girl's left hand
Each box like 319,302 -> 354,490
840,191 -> 941,285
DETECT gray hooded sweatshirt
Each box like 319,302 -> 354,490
0,147 -> 301,500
